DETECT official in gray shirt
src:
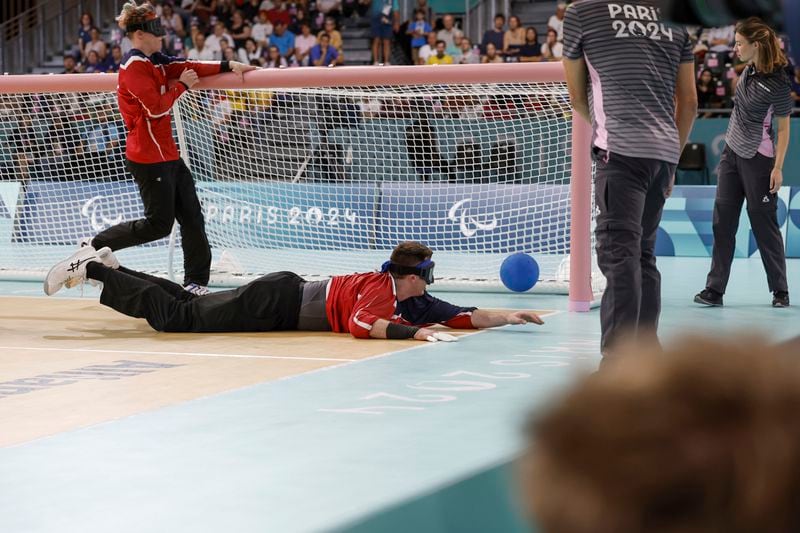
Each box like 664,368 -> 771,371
695,18 -> 793,309
562,0 -> 698,356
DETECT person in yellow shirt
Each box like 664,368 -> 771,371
426,40 -> 453,65
319,17 -> 345,64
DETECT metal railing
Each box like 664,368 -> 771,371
463,0 -> 510,46
395,0 -> 502,47
1,0 -> 122,74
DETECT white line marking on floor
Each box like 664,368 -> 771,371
0,346 -> 356,362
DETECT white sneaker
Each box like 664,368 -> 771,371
183,283 -> 210,296
97,248 -> 120,270
44,247 -> 117,296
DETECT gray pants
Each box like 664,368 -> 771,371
594,148 -> 674,354
706,146 -> 787,294
297,280 -> 332,331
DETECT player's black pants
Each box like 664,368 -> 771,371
705,146 -> 787,294
593,148 -> 674,355
92,158 -> 212,287
88,263 -> 303,333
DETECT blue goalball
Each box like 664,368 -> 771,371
500,253 -> 540,293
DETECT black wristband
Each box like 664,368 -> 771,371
386,322 -> 420,340
178,81 -> 189,90
220,60 -> 231,73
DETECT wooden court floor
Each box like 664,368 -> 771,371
0,295 -> 549,448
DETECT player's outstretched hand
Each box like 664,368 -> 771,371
179,69 -> 199,89
229,61 -> 258,81
414,328 -> 458,342
506,311 -> 544,325
426,332 -> 458,343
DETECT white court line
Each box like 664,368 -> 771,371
0,345 -> 356,362
1,312 -> 561,449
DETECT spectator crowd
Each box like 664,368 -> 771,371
63,0 -> 570,74
68,1 -> 351,70
688,23 -> 800,113
56,0 -> 800,115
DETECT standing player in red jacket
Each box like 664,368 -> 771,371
43,241 -> 544,340
79,1 -> 256,295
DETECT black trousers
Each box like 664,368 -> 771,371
92,158 -> 212,286
706,146 -> 787,294
594,148 -> 674,354
92,264 -> 303,333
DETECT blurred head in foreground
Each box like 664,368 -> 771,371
522,337 -> 800,533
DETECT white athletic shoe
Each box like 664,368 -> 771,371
183,283 -> 210,296
44,246 -> 118,296
97,248 -> 120,270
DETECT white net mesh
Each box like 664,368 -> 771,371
0,81 -> 600,293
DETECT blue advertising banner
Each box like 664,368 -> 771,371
377,183 -> 571,253
14,180 -> 142,245
196,181 -> 378,249
12,179 -> 800,260
14,180 -> 378,250
656,185 -> 790,257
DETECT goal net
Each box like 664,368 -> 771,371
0,63 -> 601,307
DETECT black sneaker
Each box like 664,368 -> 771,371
694,288 -> 723,306
773,291 -> 790,308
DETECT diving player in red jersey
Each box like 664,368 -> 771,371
44,241 -> 544,341
80,1 -> 256,296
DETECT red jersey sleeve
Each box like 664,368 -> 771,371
163,58 -> 223,79
440,313 -> 477,329
348,280 -> 397,339
124,59 -> 186,118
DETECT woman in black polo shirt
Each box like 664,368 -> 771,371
695,18 -> 793,308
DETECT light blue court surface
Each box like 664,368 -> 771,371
1,257 -> 798,533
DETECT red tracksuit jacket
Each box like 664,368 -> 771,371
326,272 -> 477,338
117,50 -> 225,164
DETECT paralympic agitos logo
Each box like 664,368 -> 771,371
81,195 -> 124,231
447,198 -> 498,237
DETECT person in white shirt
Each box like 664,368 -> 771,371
540,28 -> 563,61
436,14 -> 463,49
119,35 -> 133,55
294,23 -> 317,66
187,32 -> 220,61
238,37 -> 264,65
547,2 -> 566,42
252,10 -> 274,48
706,25 -> 735,52
264,45 -> 288,68
316,0 -> 342,17
205,21 -> 235,56
417,31 -> 437,64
